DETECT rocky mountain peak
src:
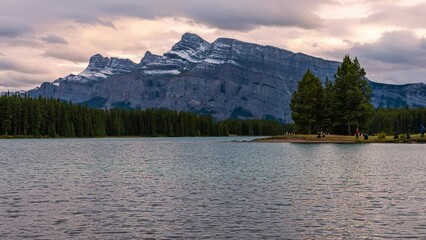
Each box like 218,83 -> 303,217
166,33 -> 211,63
172,32 -> 210,51
180,32 -> 207,44
144,51 -> 153,57
54,54 -> 136,83
87,54 -> 110,71
214,37 -> 236,44
140,51 -> 161,64
108,57 -> 135,70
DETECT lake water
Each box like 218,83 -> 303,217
0,137 -> 425,239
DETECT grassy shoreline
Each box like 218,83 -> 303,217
253,134 -> 426,143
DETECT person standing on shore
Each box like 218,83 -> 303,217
407,124 -> 412,139
355,128 -> 359,139
421,124 -> 425,137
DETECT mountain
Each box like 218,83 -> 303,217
370,81 -> 426,108
28,33 -> 426,123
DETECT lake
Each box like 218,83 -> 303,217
0,138 -> 425,239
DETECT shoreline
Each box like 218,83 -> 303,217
252,134 -> 426,144
0,135 -> 255,140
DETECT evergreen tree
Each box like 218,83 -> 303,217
290,70 -> 324,134
1,102 -> 12,135
332,55 -> 374,135
0,94 -> 285,138
320,77 -> 334,133
30,102 -> 42,136
48,122 -> 57,138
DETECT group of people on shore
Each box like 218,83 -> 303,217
354,128 -> 368,140
354,124 -> 425,140
354,124 -> 426,140
401,124 -> 425,139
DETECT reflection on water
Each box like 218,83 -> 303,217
0,138 -> 425,239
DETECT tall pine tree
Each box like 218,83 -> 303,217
332,55 -> 373,135
290,70 -> 324,134
320,77 -> 334,133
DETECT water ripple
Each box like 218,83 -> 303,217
0,138 -> 425,239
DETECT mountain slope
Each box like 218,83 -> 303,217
28,33 -> 426,122
370,81 -> 426,108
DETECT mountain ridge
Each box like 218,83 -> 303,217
28,33 -> 426,122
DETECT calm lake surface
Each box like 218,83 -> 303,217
0,137 -> 425,239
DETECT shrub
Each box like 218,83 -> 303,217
377,132 -> 387,141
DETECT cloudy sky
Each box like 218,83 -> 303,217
1,0 -> 426,91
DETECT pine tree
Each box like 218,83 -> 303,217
332,55 -> 374,135
290,70 -> 324,134
1,102 -> 12,135
48,122 -> 57,138
30,102 -> 42,136
0,94 -> 286,138
320,77 -> 334,133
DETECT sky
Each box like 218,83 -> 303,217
1,0 -> 426,91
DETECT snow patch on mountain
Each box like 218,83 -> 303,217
167,50 -> 199,63
143,69 -> 180,75
204,58 -> 226,64
55,54 -> 136,83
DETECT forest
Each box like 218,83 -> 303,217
369,108 -> 426,135
289,55 -> 426,136
0,94 -> 283,137
284,107 -> 426,135
290,56 -> 373,135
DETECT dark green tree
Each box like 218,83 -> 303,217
48,122 -> 57,138
332,55 -> 374,135
0,94 -> 284,138
320,77 -> 334,133
30,102 -> 42,136
290,70 -> 324,134
1,103 -> 12,135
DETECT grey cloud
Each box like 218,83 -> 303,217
41,34 -> 68,44
65,13 -> 117,28
368,68 -> 426,85
0,72 -> 48,90
5,72 -> 45,85
350,31 -> 426,67
6,38 -> 44,48
122,43 -> 148,54
0,27 -> 25,37
175,0 -> 325,30
322,30 -> 426,84
0,0 -> 326,31
0,59 -> 49,74
420,38 -> 426,50
365,3 -> 426,28
0,17 -> 33,37
43,48 -> 90,63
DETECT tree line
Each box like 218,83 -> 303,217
290,55 -> 374,135
369,108 -> 426,135
285,107 -> 426,135
289,55 -> 426,136
0,94 -> 283,137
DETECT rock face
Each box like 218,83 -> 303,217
370,82 -> 426,108
28,33 -> 426,122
